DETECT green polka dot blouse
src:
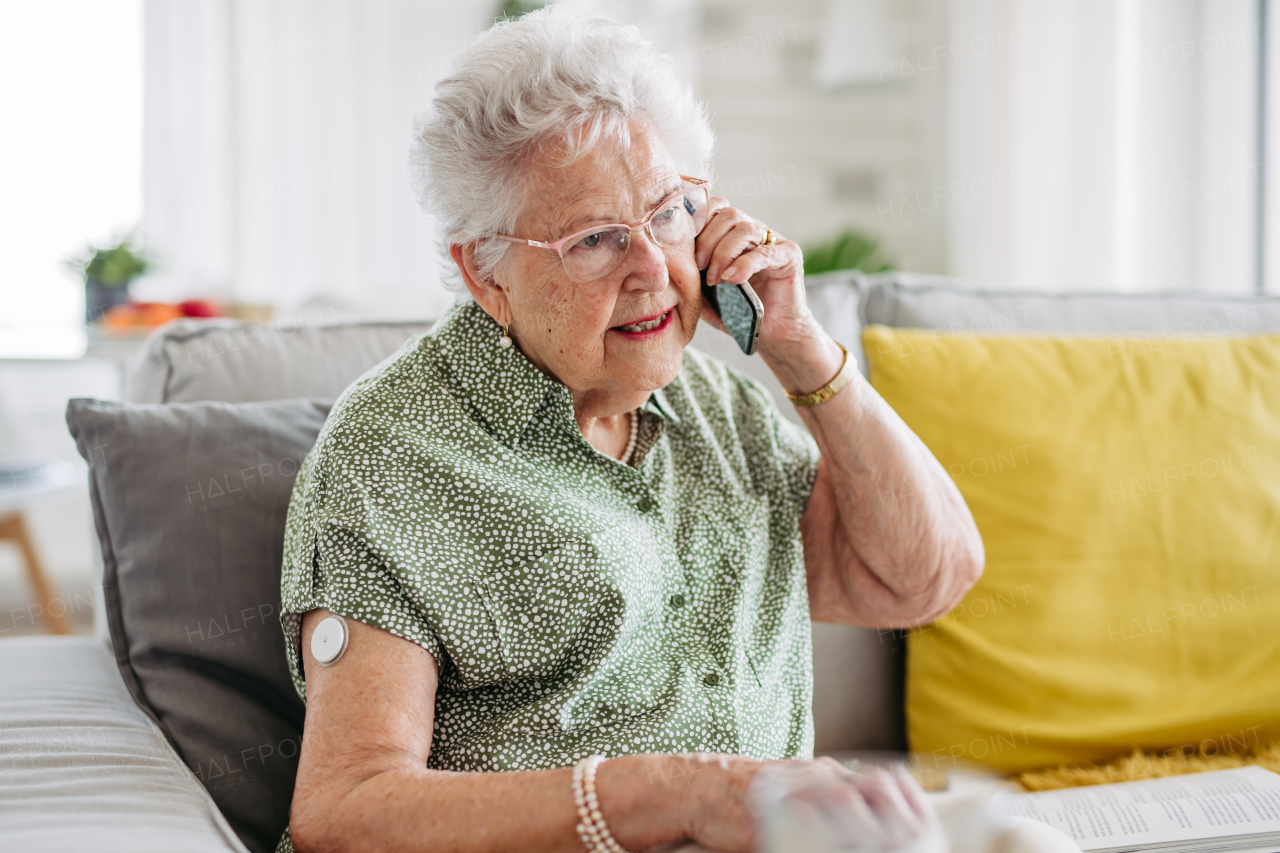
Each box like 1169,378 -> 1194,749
279,299 -> 822,774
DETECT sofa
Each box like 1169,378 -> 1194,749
3,270 -> 1278,853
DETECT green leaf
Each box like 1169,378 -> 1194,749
802,228 -> 895,276
495,0 -> 545,22
65,236 -> 150,287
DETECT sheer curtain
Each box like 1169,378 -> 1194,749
944,0 -> 1262,293
142,0 -> 499,320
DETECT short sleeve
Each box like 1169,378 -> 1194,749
279,449 -> 445,704
315,522 -> 444,653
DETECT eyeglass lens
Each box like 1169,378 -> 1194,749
560,185 -> 709,282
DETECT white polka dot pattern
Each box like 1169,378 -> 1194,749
278,300 -> 822,780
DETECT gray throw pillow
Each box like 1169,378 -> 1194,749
859,272 -> 1280,337
66,397 -> 331,853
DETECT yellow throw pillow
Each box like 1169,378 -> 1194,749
862,325 -> 1280,773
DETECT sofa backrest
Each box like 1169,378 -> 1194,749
124,273 -> 1280,419
860,271 -> 1280,337
124,317 -> 438,404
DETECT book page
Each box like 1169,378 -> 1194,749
992,767 -> 1280,851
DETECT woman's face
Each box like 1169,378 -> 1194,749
491,122 -> 702,413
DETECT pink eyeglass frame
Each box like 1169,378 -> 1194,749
491,175 -> 710,265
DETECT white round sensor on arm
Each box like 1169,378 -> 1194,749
310,614 -> 349,666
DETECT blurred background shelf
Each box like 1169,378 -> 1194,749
85,324 -> 152,364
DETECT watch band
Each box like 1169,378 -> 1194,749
784,342 -> 856,407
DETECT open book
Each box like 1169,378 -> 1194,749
991,766 -> 1280,853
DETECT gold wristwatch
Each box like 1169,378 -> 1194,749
784,342 -> 856,407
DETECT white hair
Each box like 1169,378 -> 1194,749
409,5 -> 715,291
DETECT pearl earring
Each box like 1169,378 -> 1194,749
499,323 -> 512,349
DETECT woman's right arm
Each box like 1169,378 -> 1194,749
288,609 -> 764,853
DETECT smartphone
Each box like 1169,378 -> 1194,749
701,269 -> 763,356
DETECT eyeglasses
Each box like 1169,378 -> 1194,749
492,176 -> 710,283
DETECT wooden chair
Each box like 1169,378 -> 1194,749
0,510 -> 70,634
0,460 -> 79,635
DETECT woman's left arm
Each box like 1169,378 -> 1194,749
697,201 -> 984,628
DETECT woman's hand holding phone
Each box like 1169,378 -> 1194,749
694,197 -> 825,365
694,194 -> 847,399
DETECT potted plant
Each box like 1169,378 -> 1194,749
66,236 -> 151,324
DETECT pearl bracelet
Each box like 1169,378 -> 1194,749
572,754 -> 632,853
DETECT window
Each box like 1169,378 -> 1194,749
0,1 -> 142,358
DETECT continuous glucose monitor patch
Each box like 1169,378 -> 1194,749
311,614 -> 349,666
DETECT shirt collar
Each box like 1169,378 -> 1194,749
430,301 -> 561,448
431,299 -> 682,447
644,387 -> 682,425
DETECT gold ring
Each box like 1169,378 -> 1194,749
762,227 -> 776,245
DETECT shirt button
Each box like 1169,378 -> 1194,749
703,672 -> 720,687
669,594 -> 685,609
637,495 -> 655,512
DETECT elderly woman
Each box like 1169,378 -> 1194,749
278,8 -> 982,853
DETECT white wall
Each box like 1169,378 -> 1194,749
696,0 -> 949,274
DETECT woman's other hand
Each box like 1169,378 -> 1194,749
654,754 -> 943,853
747,759 -> 945,853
